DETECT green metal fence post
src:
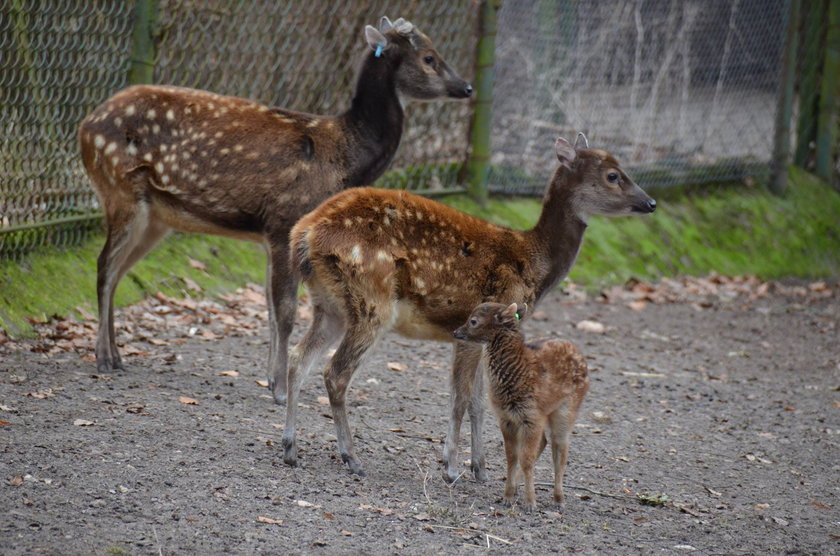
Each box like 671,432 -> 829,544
793,0 -> 826,168
462,0 -> 500,205
814,0 -> 839,182
770,0 -> 800,195
127,0 -> 160,85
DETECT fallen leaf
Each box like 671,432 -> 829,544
387,362 -> 407,372
341,530 -> 354,536
0,404 -> 18,413
627,301 -> 647,311
413,512 -> 431,521
810,501 -> 831,510
73,419 -> 95,426
754,503 -> 770,510
178,396 -> 199,405
188,258 -> 207,271
705,486 -> 722,497
256,380 -> 269,388
148,338 -> 170,346
576,320 -> 605,334
316,396 -> 330,406
183,277 -> 202,292
10,476 -> 23,486
0,419 -> 10,426
220,370 -> 240,377
296,500 -> 315,507
257,516 -> 283,525
323,513 -> 334,520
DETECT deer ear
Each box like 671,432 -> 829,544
574,132 -> 589,150
379,16 -> 394,32
555,137 -> 576,169
497,303 -> 519,325
365,25 -> 389,54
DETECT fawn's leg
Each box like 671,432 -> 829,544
499,419 -> 521,505
548,405 -> 573,504
520,421 -> 547,511
443,342 -> 484,483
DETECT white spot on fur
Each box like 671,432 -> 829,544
306,120 -> 319,128
233,144 -> 243,152
142,152 -> 153,162
350,245 -> 362,264
220,148 -> 230,155
125,104 -> 135,116
94,135 -> 106,149
155,162 -> 164,174
166,109 -> 175,121
104,142 -> 117,155
114,117 -> 123,127
161,174 -> 170,185
146,109 -> 157,119
126,143 -> 138,156
376,250 -> 390,262
152,124 -> 160,134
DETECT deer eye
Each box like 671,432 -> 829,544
607,172 -> 619,183
423,55 -> 435,65
469,318 -> 478,327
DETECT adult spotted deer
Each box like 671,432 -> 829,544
454,302 -> 589,511
78,17 -> 472,399
285,136 -> 655,479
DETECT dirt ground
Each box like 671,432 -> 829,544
1,276 -> 838,555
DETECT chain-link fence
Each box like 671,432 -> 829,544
490,0 -> 787,194
1,1 -> 836,259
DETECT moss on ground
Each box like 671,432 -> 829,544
1,167 -> 838,336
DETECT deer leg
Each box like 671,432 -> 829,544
95,199 -> 168,371
520,420 -> 547,511
500,420 -> 520,505
468,359 -> 487,482
323,320 -> 384,477
266,242 -> 299,404
548,404 -> 573,504
282,299 -> 344,466
442,342 -> 483,483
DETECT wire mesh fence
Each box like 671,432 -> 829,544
0,0 -> 835,260
489,0 -> 788,194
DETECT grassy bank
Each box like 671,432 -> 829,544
1,167 -> 838,336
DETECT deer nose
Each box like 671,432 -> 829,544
647,199 -> 657,212
463,84 -> 473,97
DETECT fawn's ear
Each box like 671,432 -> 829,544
496,303 -> 520,326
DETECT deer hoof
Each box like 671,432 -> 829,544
341,454 -> 365,477
471,461 -> 487,483
282,439 -> 297,466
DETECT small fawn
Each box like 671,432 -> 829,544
454,302 -> 588,511
284,135 -> 655,479
77,17 -> 471,400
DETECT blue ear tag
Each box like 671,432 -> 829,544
375,43 -> 384,58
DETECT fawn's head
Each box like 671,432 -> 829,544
364,16 -> 472,100
554,135 -> 657,221
454,302 -> 526,343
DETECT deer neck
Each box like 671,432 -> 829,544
340,53 -> 405,187
526,168 -> 588,302
486,330 -> 529,387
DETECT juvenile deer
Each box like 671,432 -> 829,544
453,302 -> 588,511
77,17 -> 472,401
285,136 -> 655,479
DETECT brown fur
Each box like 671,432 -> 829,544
282,137 -> 655,479
454,302 -> 588,510
76,17 -> 471,398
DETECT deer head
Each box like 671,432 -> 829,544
364,16 -> 472,100
453,302 -> 527,343
553,137 -> 657,221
